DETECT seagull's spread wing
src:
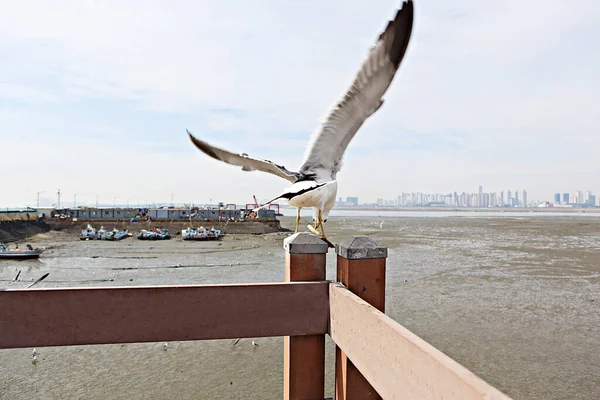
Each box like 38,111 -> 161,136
187,130 -> 300,183
299,0 -> 414,180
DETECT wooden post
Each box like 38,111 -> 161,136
335,236 -> 387,400
283,232 -> 328,400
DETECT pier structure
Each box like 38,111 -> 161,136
0,233 -> 511,399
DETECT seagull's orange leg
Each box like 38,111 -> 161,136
295,208 -> 301,233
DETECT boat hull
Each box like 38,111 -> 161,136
0,251 -> 43,260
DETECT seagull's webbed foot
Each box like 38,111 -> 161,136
307,211 -> 334,248
307,224 -> 334,248
320,235 -> 335,248
307,224 -> 320,235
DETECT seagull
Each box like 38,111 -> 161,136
187,1 -> 414,245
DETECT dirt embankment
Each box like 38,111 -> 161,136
0,220 -> 51,242
46,219 -> 289,236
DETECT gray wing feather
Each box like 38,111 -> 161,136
299,0 -> 414,180
187,130 -> 300,183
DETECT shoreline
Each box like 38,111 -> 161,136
0,219 -> 289,243
317,206 -> 600,213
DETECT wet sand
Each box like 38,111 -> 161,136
1,215 -> 599,399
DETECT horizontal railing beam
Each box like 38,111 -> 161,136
329,283 -> 511,400
0,282 -> 329,349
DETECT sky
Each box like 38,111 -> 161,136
1,0 -> 599,208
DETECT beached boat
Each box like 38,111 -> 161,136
80,224 -> 130,241
105,229 -> 131,241
181,227 -> 223,241
0,242 -> 45,260
137,228 -> 171,240
80,224 -> 99,240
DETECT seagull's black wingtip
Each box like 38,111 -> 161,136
187,129 -> 202,147
384,0 -> 414,69
186,130 -> 221,160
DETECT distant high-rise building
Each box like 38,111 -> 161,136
586,191 -> 596,206
346,197 -> 359,206
515,190 -> 519,206
523,190 -> 528,207
479,185 -> 483,194
500,191 -> 505,206
508,190 -> 512,205
554,193 -> 561,203
562,193 -> 569,203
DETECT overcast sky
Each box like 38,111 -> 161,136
1,0 -> 598,207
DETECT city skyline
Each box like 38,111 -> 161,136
7,186 -> 599,210
336,186 -> 600,208
1,1 -> 599,207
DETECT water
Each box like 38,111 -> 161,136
1,214 -> 599,399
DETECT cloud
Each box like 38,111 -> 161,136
0,0 -> 599,207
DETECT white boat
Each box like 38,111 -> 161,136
181,226 -> 223,241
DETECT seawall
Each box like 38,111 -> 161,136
0,220 -> 51,243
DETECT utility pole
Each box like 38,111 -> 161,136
36,191 -> 44,208
57,189 -> 61,209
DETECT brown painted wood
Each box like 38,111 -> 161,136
329,285 -> 512,400
335,246 -> 386,400
0,282 -> 329,349
283,233 -> 327,400
336,256 -> 386,313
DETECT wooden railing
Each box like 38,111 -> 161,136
0,233 -> 512,400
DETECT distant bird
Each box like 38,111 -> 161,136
251,341 -> 258,347
379,220 -> 385,229
32,355 -> 38,365
32,348 -> 37,356
233,338 -> 241,346
162,343 -> 168,351
187,1 -> 414,245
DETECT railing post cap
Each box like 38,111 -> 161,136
284,232 -> 329,254
336,236 -> 388,260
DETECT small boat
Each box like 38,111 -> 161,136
105,229 -> 130,241
80,224 -> 98,240
137,228 -> 171,240
97,226 -> 108,240
0,242 -> 45,260
182,226 -> 223,241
